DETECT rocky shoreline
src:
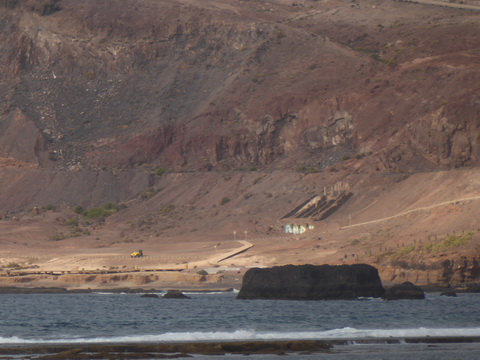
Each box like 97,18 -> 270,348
0,340 -> 332,359
0,284 -> 476,295
3,337 -> 480,359
237,264 -> 385,300
0,286 -> 237,294
0,264 -> 478,295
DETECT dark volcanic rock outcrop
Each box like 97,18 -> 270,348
382,282 -> 425,300
140,293 -> 159,298
0,286 -> 67,293
236,264 -> 385,300
162,290 -> 190,299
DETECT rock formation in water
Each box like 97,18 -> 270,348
140,293 -> 159,298
163,290 -> 190,299
382,282 -> 425,300
236,264 -> 385,300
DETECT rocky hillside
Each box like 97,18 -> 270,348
0,0 -> 480,287
2,0 -> 479,174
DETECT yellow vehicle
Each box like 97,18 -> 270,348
130,250 -> 143,258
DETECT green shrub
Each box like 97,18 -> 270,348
425,232 -> 473,253
370,53 -> 397,67
74,205 -> 84,215
297,165 -> 321,173
85,70 -> 96,80
351,46 -> 378,55
390,246 -> 416,260
140,188 -> 163,201
51,227 -> 90,241
50,233 -> 66,241
140,191 -> 154,201
83,203 -> 119,219
155,167 -> 167,176
197,270 -> 208,276
68,227 -> 90,237
86,207 -> 108,219
103,202 -> 119,211
159,205 -> 175,214
65,217 -> 79,227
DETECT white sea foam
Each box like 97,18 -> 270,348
183,291 -> 234,295
1,327 -> 480,345
95,291 -> 237,296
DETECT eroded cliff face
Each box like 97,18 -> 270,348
377,256 -> 480,288
1,0 -> 479,177
440,257 -> 480,285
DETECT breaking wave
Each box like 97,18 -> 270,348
1,327 -> 480,345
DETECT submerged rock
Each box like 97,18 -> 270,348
140,293 -> 159,298
162,290 -> 190,299
236,264 -> 385,300
0,286 -> 68,294
382,282 -> 425,300
440,291 -> 457,297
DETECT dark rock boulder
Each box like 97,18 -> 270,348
382,282 -> 425,300
0,286 -> 68,294
236,264 -> 385,300
162,290 -> 190,299
140,293 -> 159,298
440,291 -> 457,297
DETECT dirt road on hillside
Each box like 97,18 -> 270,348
406,0 -> 480,11
341,195 -> 480,230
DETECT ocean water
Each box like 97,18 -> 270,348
1,291 -> 480,358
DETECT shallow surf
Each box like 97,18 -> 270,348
1,292 -> 479,358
